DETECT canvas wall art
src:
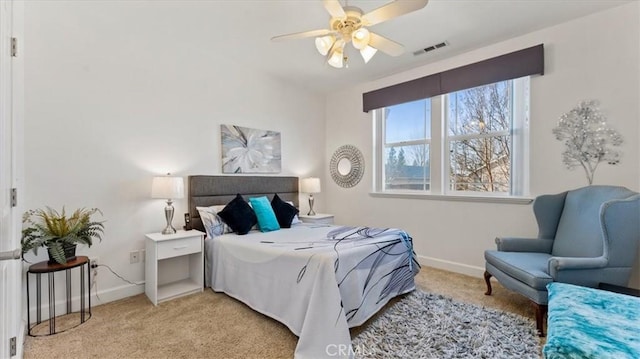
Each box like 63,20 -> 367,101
221,125 -> 282,173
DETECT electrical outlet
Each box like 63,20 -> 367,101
130,250 -> 140,264
90,257 -> 99,268
140,249 -> 146,262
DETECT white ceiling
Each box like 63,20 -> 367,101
189,0 -> 632,94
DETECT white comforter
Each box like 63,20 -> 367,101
205,224 -> 419,358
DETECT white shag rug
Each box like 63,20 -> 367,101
352,290 -> 541,358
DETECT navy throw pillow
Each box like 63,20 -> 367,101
218,194 -> 257,235
271,193 -> 299,228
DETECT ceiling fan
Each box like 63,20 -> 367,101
271,0 -> 429,68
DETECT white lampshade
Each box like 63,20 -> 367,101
327,42 -> 345,68
300,177 -> 321,194
351,28 -> 370,50
151,175 -> 184,199
360,46 -> 378,64
315,35 -> 336,56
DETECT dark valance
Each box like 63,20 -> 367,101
362,44 -> 544,112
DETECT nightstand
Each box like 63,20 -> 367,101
145,230 -> 204,305
298,213 -> 334,225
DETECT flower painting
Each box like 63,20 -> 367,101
221,125 -> 281,173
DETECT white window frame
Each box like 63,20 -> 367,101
380,100 -> 431,191
373,77 -> 531,203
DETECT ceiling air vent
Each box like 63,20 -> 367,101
413,41 -> 448,56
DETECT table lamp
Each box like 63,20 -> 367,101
151,173 -> 184,234
300,177 -> 321,216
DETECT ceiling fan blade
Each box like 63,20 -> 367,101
271,29 -> 333,42
362,0 -> 429,26
369,32 -> 405,56
323,0 -> 346,18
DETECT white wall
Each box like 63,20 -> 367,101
325,2 -> 640,286
24,2 -> 326,304
23,1 -> 640,308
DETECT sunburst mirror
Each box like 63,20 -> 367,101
330,145 -> 364,188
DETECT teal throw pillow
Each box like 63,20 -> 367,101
249,196 -> 280,232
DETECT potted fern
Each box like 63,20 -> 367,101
21,207 -> 104,264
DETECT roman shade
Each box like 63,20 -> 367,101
362,44 -> 544,112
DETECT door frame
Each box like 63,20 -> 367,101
0,0 -> 24,357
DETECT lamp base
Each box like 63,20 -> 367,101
307,194 -> 316,216
161,225 -> 177,235
162,200 -> 177,235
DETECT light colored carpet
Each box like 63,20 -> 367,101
23,266 -> 541,358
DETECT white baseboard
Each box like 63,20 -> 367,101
91,281 -> 145,307
417,255 -> 485,278
27,281 -> 145,321
16,319 -> 25,358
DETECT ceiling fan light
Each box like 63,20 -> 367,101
327,40 -> 345,68
327,51 -> 344,68
327,45 -> 344,69
315,35 -> 335,56
352,28 -> 371,50
360,46 -> 378,63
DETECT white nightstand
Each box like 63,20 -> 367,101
145,230 -> 204,305
298,213 -> 334,225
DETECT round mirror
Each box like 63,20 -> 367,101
337,158 -> 352,176
330,145 -> 365,188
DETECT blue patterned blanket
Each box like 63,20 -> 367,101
544,282 -> 640,359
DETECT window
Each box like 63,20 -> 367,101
383,99 -> 430,191
375,77 -> 529,197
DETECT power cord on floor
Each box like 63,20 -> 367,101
92,268 -> 101,302
97,264 -> 144,286
91,263 -> 143,303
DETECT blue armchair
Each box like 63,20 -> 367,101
484,185 -> 640,335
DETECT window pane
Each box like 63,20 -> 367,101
385,99 -> 430,143
385,145 -> 430,191
448,81 -> 511,136
449,135 -> 511,192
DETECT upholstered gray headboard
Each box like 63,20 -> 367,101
187,175 -> 299,232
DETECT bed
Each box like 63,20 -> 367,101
188,175 -> 420,358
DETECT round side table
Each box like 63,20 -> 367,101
26,255 -> 92,336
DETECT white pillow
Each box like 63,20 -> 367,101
196,205 -> 231,238
286,201 -> 302,224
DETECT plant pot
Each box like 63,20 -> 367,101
47,244 -> 77,264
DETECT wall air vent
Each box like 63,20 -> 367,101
413,41 -> 448,56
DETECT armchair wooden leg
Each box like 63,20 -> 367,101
484,271 -> 493,295
533,302 -> 548,337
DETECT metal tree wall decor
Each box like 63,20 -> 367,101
552,100 -> 623,185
